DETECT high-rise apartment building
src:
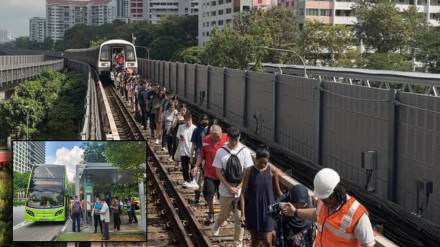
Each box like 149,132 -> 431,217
146,0 -> 197,24
129,0 -> 147,21
253,0 -> 278,10
116,0 -> 130,18
46,0 -> 115,41
296,0 -> 440,27
0,29 -> 13,44
13,141 -> 45,173
29,17 -> 47,43
198,0 -> 253,46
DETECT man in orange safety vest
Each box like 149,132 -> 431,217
281,168 -> 375,247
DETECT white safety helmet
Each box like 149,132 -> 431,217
313,168 -> 340,199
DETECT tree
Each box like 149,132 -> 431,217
149,36 -> 183,60
0,96 -> 45,138
354,0 -> 407,53
13,171 -> 31,199
204,7 -> 297,69
363,53 -> 412,71
81,142 -> 106,162
416,28 -> 440,72
174,46 -> 205,64
103,142 -> 146,180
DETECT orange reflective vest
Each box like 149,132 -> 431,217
314,195 -> 367,247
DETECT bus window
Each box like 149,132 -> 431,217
100,46 -> 110,61
126,46 -> 135,61
33,166 -> 64,179
27,179 -> 64,208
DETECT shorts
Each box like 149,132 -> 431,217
203,177 -> 220,200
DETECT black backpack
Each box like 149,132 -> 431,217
222,147 -> 245,184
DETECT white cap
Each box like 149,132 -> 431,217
313,168 -> 340,199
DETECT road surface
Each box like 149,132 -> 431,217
13,206 -> 67,241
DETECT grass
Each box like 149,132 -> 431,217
55,231 -> 146,241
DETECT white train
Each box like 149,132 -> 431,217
64,39 -> 138,78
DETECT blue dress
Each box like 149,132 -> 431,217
245,165 -> 275,232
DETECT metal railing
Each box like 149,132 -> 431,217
0,59 -> 64,88
0,55 -> 45,66
253,63 -> 440,96
65,59 -> 103,140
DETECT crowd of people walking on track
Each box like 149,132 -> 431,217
117,70 -> 377,247
69,195 -> 139,240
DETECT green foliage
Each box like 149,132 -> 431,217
13,171 -> 30,199
103,142 -> 146,180
81,142 -> 106,162
175,46 -> 205,64
354,0 -> 407,53
363,53 -> 412,71
149,36 -> 183,60
43,72 -> 86,139
300,21 -> 356,66
204,7 -> 297,69
0,71 -> 85,140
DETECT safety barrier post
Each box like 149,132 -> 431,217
223,67 -> 227,118
243,70 -> 249,128
194,64 -> 198,104
207,65 -> 211,110
273,72 -> 280,143
316,79 -> 323,165
183,63 -> 187,97
389,89 -> 398,203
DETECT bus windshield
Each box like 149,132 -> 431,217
33,166 -> 65,179
27,179 -> 64,208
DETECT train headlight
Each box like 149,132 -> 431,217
26,209 -> 34,216
55,209 -> 64,216
126,63 -> 136,67
100,62 -> 110,67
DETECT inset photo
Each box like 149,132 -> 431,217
12,140 -> 146,242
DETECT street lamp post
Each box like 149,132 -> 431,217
256,46 -> 307,78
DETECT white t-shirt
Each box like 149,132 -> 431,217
212,143 -> 254,198
176,123 -> 196,157
100,202 -> 110,223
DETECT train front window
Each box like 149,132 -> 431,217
126,46 -> 135,61
100,46 -> 109,61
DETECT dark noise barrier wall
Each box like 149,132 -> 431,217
139,59 -> 440,246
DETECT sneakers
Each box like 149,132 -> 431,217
182,181 -> 191,187
155,139 -> 160,144
211,223 -> 220,236
185,180 -> 200,191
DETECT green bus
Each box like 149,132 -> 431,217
24,164 -> 69,222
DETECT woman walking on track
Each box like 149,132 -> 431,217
242,145 -> 282,247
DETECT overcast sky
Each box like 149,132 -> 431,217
0,0 -> 46,37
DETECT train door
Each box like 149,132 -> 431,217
111,47 -> 125,83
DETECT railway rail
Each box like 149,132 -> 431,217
98,74 -> 397,247
103,83 -> 145,140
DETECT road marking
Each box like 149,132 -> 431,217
13,221 -> 32,231
61,218 -> 71,233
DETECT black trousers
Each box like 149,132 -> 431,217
132,211 -> 138,223
72,212 -> 80,232
113,212 -> 121,230
147,112 -> 156,136
181,156 -> 192,182
166,134 -> 177,157
94,214 -> 102,233
139,105 -> 147,128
